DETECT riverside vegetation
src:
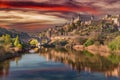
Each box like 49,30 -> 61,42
0,34 -> 23,61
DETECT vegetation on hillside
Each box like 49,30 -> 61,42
83,39 -> 94,47
29,39 -> 39,47
108,36 -> 120,51
0,34 -> 22,54
38,15 -> 120,54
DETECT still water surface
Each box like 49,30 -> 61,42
0,49 -> 120,80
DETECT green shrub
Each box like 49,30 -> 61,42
16,44 -> 22,49
109,42 -> 117,51
83,39 -> 94,47
108,36 -> 120,51
14,35 -> 22,48
108,54 -> 120,64
14,35 -> 19,46
29,39 -> 38,46
4,34 -> 11,44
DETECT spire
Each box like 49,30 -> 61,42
71,17 -> 74,23
91,15 -> 94,20
78,14 -> 81,21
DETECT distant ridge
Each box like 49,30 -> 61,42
0,27 -> 30,41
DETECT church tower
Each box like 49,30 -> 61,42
91,15 -> 94,21
78,14 -> 81,21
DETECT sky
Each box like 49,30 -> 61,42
0,0 -> 120,32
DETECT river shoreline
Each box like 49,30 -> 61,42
0,44 -> 119,62
0,48 -> 28,62
73,44 -> 120,57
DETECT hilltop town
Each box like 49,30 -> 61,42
44,14 -> 120,39
36,14 -> 120,55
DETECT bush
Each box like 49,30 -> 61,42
16,44 -> 22,49
108,36 -> 120,51
14,35 -> 22,48
14,35 -> 19,46
29,39 -> 38,46
109,42 -> 117,51
83,39 -> 94,47
108,54 -> 120,64
4,34 -> 11,44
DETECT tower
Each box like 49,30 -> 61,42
78,14 -> 81,21
91,15 -> 94,20
71,17 -> 74,23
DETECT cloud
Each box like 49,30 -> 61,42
0,10 -> 68,32
0,0 -> 119,32
92,1 -> 120,9
0,1 -> 99,14
0,10 -> 67,24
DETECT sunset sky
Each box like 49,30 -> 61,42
0,0 -> 120,32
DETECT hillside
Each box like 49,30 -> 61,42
0,27 -> 30,42
40,14 -> 120,45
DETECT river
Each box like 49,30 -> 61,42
0,48 -> 120,80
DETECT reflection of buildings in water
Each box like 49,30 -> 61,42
40,49 -> 120,78
105,64 -> 120,78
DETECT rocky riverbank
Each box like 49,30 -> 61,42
73,45 -> 111,57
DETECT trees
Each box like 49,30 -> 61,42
4,34 -> 11,44
0,34 -> 22,53
29,39 -> 38,46
108,36 -> 120,51
14,35 -> 22,49
14,35 -> 19,46
83,39 -> 94,47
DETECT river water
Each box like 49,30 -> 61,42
0,48 -> 120,80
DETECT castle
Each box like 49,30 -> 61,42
103,14 -> 120,26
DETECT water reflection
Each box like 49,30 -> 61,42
0,48 -> 120,79
39,48 -> 120,78
0,56 -> 22,78
0,60 -> 9,77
